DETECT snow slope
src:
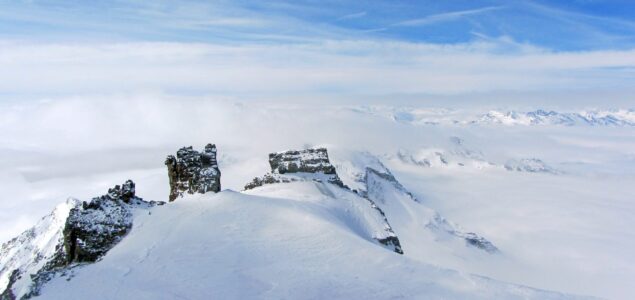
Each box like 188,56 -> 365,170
37,189 -> 590,300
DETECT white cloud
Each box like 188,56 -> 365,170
337,11 -> 367,21
0,38 -> 634,98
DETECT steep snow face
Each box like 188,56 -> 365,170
0,198 -> 79,299
329,149 -> 498,259
365,168 -> 498,253
37,191 -> 588,300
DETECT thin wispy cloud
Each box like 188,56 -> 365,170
523,1 -> 635,31
394,6 -> 504,27
1,39 -> 634,99
0,0 -> 633,99
337,11 -> 367,21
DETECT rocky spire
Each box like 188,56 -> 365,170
165,143 -> 221,201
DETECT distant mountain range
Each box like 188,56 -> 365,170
352,106 -> 635,126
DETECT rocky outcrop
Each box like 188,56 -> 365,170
269,148 -> 337,175
245,148 -> 344,190
165,144 -> 221,201
244,173 -> 299,190
0,180 -> 162,299
63,180 -> 161,264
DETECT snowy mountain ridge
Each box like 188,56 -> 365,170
0,145 -> 598,299
353,106 -> 635,126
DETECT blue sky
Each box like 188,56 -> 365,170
1,0 -> 635,50
0,0 -> 634,101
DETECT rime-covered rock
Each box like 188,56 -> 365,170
0,180 -> 162,299
245,148 -> 343,190
165,144 -> 221,202
63,180 -> 158,264
269,148 -> 338,175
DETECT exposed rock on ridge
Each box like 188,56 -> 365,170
165,144 -> 221,201
63,180 -> 162,265
245,148 -> 344,190
0,180 -> 162,299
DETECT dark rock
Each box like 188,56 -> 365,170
0,270 -> 18,300
269,148 -> 337,175
63,180 -> 161,265
165,144 -> 221,201
376,236 -> 403,255
244,148 -> 344,190
244,173 -> 297,190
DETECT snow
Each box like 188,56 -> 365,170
37,190 -> 589,300
351,106 -> 635,127
0,198 -> 79,298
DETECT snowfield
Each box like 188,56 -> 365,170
37,189 -> 589,300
